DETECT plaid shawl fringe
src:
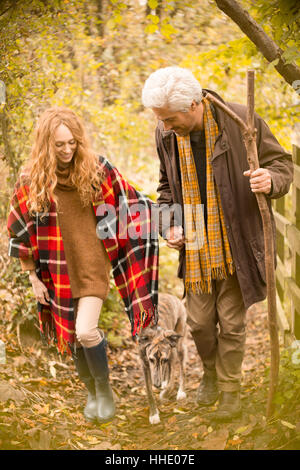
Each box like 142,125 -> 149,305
7,156 -> 159,355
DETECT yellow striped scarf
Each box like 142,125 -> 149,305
176,98 -> 235,294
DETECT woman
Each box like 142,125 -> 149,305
7,107 -> 158,424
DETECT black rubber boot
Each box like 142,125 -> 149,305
83,337 -> 116,423
212,391 -> 241,421
71,347 -> 98,422
196,372 -> 219,406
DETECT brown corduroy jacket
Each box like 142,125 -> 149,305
155,89 -> 294,309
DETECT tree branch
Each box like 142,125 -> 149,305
0,0 -> 18,19
214,0 -> 300,86
205,92 -> 248,132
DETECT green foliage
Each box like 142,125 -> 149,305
246,0 -> 300,63
273,343 -> 300,415
181,36 -> 295,151
0,0 -> 297,341
0,257 -> 38,330
0,0 -> 296,195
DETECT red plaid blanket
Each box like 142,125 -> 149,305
7,157 -> 159,355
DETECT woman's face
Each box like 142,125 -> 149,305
54,124 -> 77,164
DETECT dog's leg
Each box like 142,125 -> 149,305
159,352 -> 176,401
142,362 -> 160,424
176,339 -> 187,400
159,370 -> 175,400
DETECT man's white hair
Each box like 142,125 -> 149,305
142,66 -> 202,112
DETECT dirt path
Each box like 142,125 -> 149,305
1,296 -> 299,451
1,221 -> 299,450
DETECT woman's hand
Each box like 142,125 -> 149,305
165,226 -> 185,251
29,271 -> 50,305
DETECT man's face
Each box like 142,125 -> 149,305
152,102 -> 201,136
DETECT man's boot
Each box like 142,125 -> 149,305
83,336 -> 116,422
213,391 -> 241,420
71,346 -> 98,422
196,371 -> 219,406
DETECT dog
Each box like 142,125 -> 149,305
138,293 -> 188,424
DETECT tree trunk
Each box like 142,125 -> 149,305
95,0 -> 105,38
145,0 -> 162,19
0,108 -> 17,183
214,0 -> 300,86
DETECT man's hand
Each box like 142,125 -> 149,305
243,168 -> 272,195
29,271 -> 50,305
165,226 -> 185,251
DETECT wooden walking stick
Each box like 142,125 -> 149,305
206,70 -> 280,419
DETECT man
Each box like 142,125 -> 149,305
142,66 -> 293,420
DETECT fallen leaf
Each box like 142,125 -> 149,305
74,440 -> 85,449
173,408 -> 186,414
201,429 -> 229,450
28,430 -> 51,450
38,430 -> 52,450
235,425 -> 249,435
13,357 -> 28,367
86,435 -> 101,445
33,403 -> 50,415
188,416 -> 198,422
91,441 -> 121,450
49,365 -> 56,379
167,416 -> 177,425
281,420 -> 296,430
117,414 -> 127,420
0,380 -> 26,403
227,438 -> 243,447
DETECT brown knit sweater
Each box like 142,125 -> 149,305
20,161 -> 111,300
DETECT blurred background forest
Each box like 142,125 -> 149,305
0,0 -> 299,337
0,0 -> 300,451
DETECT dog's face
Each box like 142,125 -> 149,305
139,328 -> 180,390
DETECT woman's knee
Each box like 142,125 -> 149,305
75,324 -> 101,348
75,296 -> 103,347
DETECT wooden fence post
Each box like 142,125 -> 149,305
273,143 -> 300,343
291,144 -> 300,338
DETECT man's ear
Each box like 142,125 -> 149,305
191,100 -> 198,111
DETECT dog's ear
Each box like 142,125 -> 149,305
138,334 -> 151,345
164,330 -> 182,347
138,327 -> 156,345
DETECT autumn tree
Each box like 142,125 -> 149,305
214,0 -> 300,87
